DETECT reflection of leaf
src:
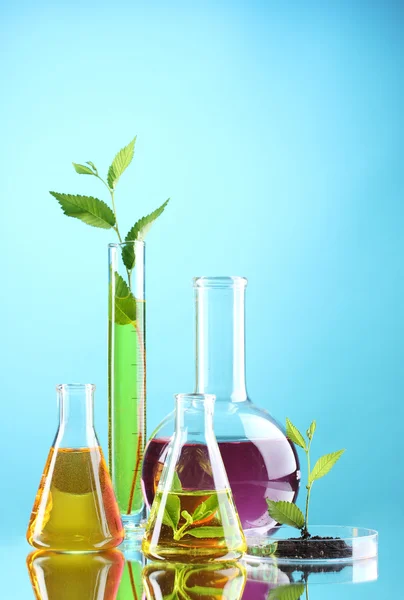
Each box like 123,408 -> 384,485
185,526 -> 224,538
268,583 -> 305,600
192,494 -> 219,522
309,450 -> 345,483
266,500 -> 305,529
286,418 -> 306,450
162,494 -> 180,532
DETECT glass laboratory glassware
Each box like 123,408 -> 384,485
109,241 -> 146,534
27,384 -> 124,552
142,276 -> 300,534
142,393 -> 247,562
27,550 -> 124,600
143,561 -> 246,600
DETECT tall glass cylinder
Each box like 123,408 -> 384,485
108,241 -> 146,532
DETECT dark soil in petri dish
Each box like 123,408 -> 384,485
248,536 -> 352,562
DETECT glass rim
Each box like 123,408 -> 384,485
248,525 -> 378,543
193,276 -> 247,288
56,383 -> 96,392
108,240 -> 145,248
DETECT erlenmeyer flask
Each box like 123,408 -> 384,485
143,561 -> 246,600
27,550 -> 124,600
142,393 -> 247,562
142,277 -> 300,534
27,384 -> 124,552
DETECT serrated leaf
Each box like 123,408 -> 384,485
286,418 -> 306,450
111,272 -> 137,325
107,136 -> 136,189
266,500 -> 305,529
122,198 -> 170,269
268,583 -> 305,600
306,420 -> 316,440
185,526 -> 224,539
309,450 -> 345,483
162,494 -> 180,532
192,494 -> 219,523
50,192 -> 115,229
72,162 -> 95,175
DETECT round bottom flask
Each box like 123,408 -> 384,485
142,277 -> 300,534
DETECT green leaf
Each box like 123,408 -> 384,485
125,198 -> 170,242
86,161 -> 98,172
192,494 -> 219,522
306,420 -> 316,441
181,510 -> 193,525
107,136 -> 136,189
266,500 -> 305,529
172,471 -> 183,492
162,494 -> 180,532
122,198 -> 170,270
309,450 -> 345,483
185,526 -> 224,538
111,272 -> 137,325
72,162 -> 95,175
187,586 -> 233,596
268,583 -> 305,600
50,192 -> 115,229
286,418 -> 307,450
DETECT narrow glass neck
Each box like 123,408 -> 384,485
56,384 -> 96,447
175,394 -> 215,442
194,278 -> 247,402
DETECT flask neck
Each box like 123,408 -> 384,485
56,384 -> 97,448
175,393 -> 215,443
194,277 -> 247,402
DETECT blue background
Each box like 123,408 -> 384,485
0,0 -> 402,595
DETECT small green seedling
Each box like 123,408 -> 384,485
267,418 -> 345,538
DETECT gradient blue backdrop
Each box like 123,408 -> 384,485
0,0 -> 402,595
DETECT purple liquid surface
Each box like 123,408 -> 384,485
142,438 -> 299,531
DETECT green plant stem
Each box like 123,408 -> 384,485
173,521 -> 191,541
96,173 -> 133,287
304,439 -> 312,538
305,581 -> 310,600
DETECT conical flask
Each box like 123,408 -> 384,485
142,393 -> 247,562
27,384 -> 124,552
143,561 -> 246,600
27,550 -> 124,600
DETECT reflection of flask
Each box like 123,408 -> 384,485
27,384 -> 124,551
27,550 -> 124,600
143,561 -> 246,600
117,548 -> 145,600
142,393 -> 247,562
142,277 -> 300,533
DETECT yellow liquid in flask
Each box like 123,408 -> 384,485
27,447 -> 124,552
